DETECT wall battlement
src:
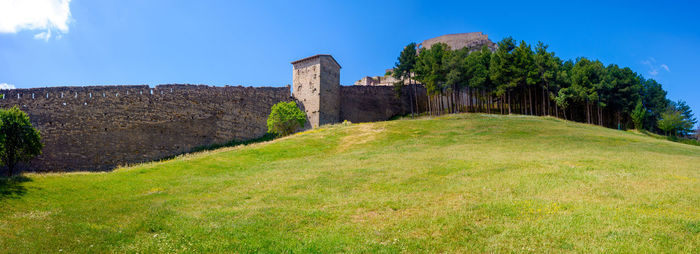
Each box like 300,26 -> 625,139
1,84 -> 287,102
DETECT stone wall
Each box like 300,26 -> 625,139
340,84 -> 427,123
0,84 -> 290,172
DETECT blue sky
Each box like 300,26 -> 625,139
1,0 -> 698,124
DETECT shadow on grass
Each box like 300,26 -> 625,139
0,175 -> 32,201
189,133 -> 278,153
154,133 -> 278,162
637,129 -> 700,146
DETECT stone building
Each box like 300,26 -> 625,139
291,54 -> 341,128
353,75 -> 398,86
292,54 -> 427,129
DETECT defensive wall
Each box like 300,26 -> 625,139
0,85 -> 290,172
1,55 -> 427,172
340,85 -> 427,123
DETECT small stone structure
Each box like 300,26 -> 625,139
292,54 -> 341,128
292,55 -> 427,126
353,75 -> 400,86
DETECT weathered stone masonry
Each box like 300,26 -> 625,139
292,54 -> 341,128
292,54 -> 428,126
0,85 -> 290,172
340,85 -> 427,123
1,54 -> 426,172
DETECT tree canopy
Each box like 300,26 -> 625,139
0,106 -> 43,176
393,36 -> 695,138
266,101 -> 306,137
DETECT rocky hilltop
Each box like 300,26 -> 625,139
419,32 -> 497,52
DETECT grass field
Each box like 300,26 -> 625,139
1,114 -> 699,253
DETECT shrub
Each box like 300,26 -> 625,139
0,106 -> 43,176
266,101 -> 306,137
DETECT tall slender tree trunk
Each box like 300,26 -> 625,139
451,88 -> 456,113
542,86 -> 546,116
545,83 -> 552,115
476,88 -> 480,112
586,100 -> 591,124
6,156 -> 15,177
487,93 -> 491,114
428,94 -> 432,116
528,86 -> 533,115
521,89 -> 524,114
453,86 -> 457,113
502,94 -> 505,114
499,95 -> 503,114
466,87 -> 471,112
508,91 -> 512,114
407,78 -> 414,118
450,88 -> 456,114
467,87 -> 474,112
413,81 -> 419,114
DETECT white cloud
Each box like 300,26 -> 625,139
33,29 -> 51,41
0,83 -> 16,90
641,57 -> 670,76
0,0 -> 72,41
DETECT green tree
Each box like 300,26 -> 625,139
490,37 -> 517,114
0,106 -> 43,177
657,108 -> 684,136
554,59 -> 573,119
466,46 -> 494,113
603,65 -> 641,129
672,100 -> 697,137
569,57 -> 605,124
393,42 -> 418,117
266,101 -> 306,137
513,40 -> 538,115
415,43 -> 450,115
533,42 -> 558,116
641,78 -> 669,132
445,47 -> 469,113
631,100 -> 646,130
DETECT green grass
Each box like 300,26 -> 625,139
1,114 -> 699,253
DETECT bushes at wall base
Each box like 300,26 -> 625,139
266,101 -> 306,137
0,106 -> 43,177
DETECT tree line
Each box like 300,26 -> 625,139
392,37 -> 697,138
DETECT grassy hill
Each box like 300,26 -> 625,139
1,114 -> 699,253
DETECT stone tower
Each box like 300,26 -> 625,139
291,54 -> 341,128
